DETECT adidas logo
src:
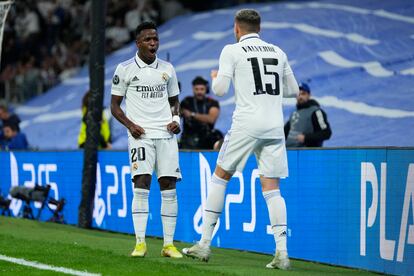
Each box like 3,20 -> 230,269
175,168 -> 180,173
132,76 -> 139,81
279,231 -> 287,237
210,222 -> 217,227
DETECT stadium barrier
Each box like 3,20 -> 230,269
0,148 -> 413,275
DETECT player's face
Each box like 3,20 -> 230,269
193,84 -> 207,100
136,29 -> 159,61
297,90 -> 310,105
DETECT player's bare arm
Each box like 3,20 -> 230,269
110,95 -> 145,138
167,95 -> 180,134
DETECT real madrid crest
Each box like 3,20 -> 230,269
132,163 -> 138,171
162,72 -> 169,82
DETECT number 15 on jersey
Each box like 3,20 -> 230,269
248,57 -> 280,96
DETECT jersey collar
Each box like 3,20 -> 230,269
239,33 -> 260,43
134,52 -> 159,69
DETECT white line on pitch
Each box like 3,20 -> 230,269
0,254 -> 101,276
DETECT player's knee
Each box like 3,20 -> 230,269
158,177 -> 177,190
134,174 -> 151,190
260,176 -> 280,191
214,165 -> 233,181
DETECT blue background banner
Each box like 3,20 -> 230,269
0,149 -> 413,275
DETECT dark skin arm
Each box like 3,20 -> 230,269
167,95 -> 181,134
284,120 -> 290,139
111,95 -> 145,138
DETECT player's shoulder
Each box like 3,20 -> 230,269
265,41 -> 287,57
223,43 -> 237,51
119,57 -> 136,68
157,58 -> 174,70
115,57 -> 136,75
220,43 -> 237,57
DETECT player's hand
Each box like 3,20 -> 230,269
296,134 -> 305,143
128,123 -> 145,138
167,121 -> 181,134
210,70 -> 218,80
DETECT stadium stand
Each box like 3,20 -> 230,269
12,0 -> 414,149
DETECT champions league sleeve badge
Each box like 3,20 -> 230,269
113,75 -> 120,85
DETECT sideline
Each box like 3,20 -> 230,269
0,254 -> 101,276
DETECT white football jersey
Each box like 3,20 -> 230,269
217,33 -> 295,139
111,54 -> 180,139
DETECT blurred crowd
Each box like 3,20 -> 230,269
0,0 -> 187,104
0,0 -> 276,105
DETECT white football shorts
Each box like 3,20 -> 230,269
217,130 -> 288,178
128,136 -> 181,180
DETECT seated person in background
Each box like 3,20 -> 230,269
284,82 -> 332,147
78,91 -> 112,149
0,103 -> 21,139
0,123 -> 29,150
180,76 -> 223,149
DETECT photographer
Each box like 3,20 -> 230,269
180,76 -> 222,149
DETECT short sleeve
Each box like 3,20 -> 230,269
111,64 -> 127,97
208,98 -> 219,109
217,45 -> 235,78
168,66 -> 180,97
283,52 -> 294,76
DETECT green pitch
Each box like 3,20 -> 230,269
0,217 -> 376,275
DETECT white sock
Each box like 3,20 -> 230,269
200,174 -> 228,248
161,189 -> 178,246
132,188 -> 149,244
263,189 -> 287,253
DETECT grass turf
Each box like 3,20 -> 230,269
0,217 -> 377,275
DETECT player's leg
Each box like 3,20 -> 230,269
158,177 -> 182,258
156,137 -> 182,258
182,165 -> 231,261
131,174 -> 151,257
255,139 -> 290,269
129,137 -> 155,257
183,130 -> 254,261
261,177 -> 289,269
200,165 -> 232,246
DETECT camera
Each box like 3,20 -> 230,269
8,184 -> 65,223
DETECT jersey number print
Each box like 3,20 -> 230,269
248,57 -> 280,96
131,147 -> 145,162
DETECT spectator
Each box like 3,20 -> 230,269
106,18 -> 130,50
78,91 -> 112,149
139,0 -> 161,25
158,0 -> 187,22
124,1 -> 141,38
0,123 -> 29,150
284,83 -> 332,147
1,1 -> 126,103
0,103 -> 21,132
180,76 -> 223,149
